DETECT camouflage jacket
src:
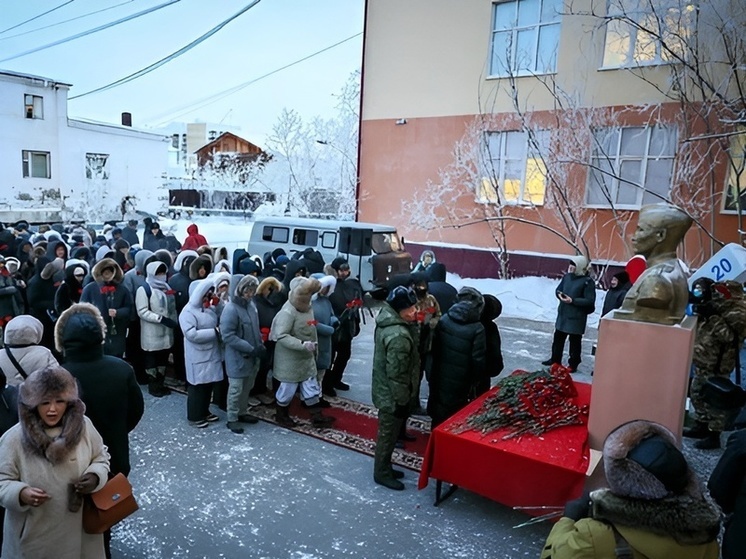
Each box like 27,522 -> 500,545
693,297 -> 746,375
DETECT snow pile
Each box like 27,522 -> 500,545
448,273 -> 606,328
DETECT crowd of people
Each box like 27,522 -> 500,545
1,218 -> 745,558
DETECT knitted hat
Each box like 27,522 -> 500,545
603,420 -> 693,500
330,257 -> 350,271
387,286 -> 417,312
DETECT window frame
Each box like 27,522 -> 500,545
21,150 -> 51,179
478,129 -> 549,207
600,0 -> 694,69
488,0 -> 562,78
262,226 -> 289,243
24,94 -> 43,119
292,228 -> 318,247
721,130 -> 746,215
85,153 -> 110,180
584,126 -> 677,210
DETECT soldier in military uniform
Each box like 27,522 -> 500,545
686,279 -> 746,449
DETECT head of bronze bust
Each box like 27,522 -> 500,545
631,204 -> 693,259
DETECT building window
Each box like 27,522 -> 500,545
479,130 -> 548,206
585,126 -> 676,209
722,131 -> 746,213
22,150 -> 51,178
24,94 -> 43,119
489,0 -> 562,77
602,0 -> 694,68
85,153 -> 110,180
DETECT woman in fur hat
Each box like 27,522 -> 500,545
250,276 -> 286,406
0,366 -> 110,558
540,419 -> 721,559
270,276 -> 334,428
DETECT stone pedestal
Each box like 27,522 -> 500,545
587,314 -> 697,451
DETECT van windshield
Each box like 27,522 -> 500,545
371,232 -> 402,255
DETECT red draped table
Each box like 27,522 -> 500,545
418,382 -> 591,509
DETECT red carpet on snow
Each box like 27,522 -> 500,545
239,396 -> 431,472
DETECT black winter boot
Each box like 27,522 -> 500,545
683,421 -> 710,439
309,405 -> 335,428
147,368 -> 170,397
694,432 -> 721,450
275,403 -> 297,427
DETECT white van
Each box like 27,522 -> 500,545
247,217 -> 412,290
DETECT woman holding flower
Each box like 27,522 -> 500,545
80,258 -> 131,358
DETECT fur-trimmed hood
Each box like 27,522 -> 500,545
41,257 -> 64,280
604,420 -> 699,500
212,271 -> 231,291
590,488 -> 721,546
54,302 -> 106,353
91,257 -> 123,284
189,254 -> 213,280
234,274 -> 259,299
214,259 -> 231,274
257,276 -> 283,298
213,247 -> 229,266
174,250 -> 198,273
18,366 -> 86,464
4,315 -> 44,346
188,278 -> 216,308
288,277 -> 321,313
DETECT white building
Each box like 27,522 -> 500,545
0,69 -> 169,223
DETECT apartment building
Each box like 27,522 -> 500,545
0,70 -> 168,223
358,0 -> 745,277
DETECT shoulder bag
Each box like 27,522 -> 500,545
83,473 -> 139,534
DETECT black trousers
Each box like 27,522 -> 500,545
171,328 -> 186,382
125,320 -> 148,384
187,383 -> 215,421
550,330 -> 582,369
327,338 -> 352,387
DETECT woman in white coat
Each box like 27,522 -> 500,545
135,261 -> 178,397
0,366 -> 110,558
179,278 -> 222,428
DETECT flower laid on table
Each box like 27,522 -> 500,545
451,366 -> 588,440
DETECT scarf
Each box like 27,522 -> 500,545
146,273 -> 171,292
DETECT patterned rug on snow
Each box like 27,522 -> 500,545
248,396 -> 431,472
165,377 -> 430,471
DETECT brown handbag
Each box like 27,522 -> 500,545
82,473 -> 139,534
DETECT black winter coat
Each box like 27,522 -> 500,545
427,300 -> 487,426
60,311 -> 144,476
80,282 -> 132,357
26,259 -> 57,318
169,270 -> 193,314
601,282 -> 631,316
121,227 -> 139,248
329,277 -> 363,342
554,273 -> 596,335
0,382 -> 19,437
709,429 -> 746,559
426,263 -> 458,314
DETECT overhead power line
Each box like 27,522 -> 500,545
0,0 -> 181,63
68,0 -> 262,100
148,32 -> 362,125
0,0 -> 135,42
0,0 -> 76,35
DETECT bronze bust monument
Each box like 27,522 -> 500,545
614,204 -> 693,325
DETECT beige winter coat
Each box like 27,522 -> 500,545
0,415 -> 110,558
0,315 -> 58,386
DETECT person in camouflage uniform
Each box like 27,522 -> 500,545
371,286 -> 420,490
686,279 -> 746,449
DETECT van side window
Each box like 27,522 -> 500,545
292,228 -> 318,246
263,226 -> 289,243
320,231 -> 337,249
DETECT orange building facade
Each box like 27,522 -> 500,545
357,0 -> 745,278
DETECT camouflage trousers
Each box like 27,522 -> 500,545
690,369 -> 730,432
